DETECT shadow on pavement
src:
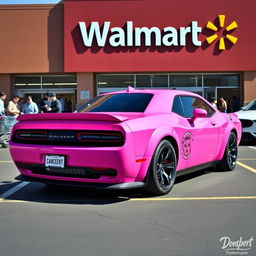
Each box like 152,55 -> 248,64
0,181 -> 20,195
0,169 -> 213,205
0,181 -> 133,205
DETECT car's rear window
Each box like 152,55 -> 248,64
78,93 -> 153,113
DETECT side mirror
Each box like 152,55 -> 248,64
190,108 -> 207,123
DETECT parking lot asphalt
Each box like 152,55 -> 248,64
0,145 -> 255,256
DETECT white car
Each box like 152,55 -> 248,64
236,100 -> 256,141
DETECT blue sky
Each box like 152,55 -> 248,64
0,0 -> 60,4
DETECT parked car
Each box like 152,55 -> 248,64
9,88 -> 241,196
236,99 -> 256,141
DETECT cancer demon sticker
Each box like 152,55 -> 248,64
181,132 -> 193,159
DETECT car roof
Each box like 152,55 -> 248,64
103,88 -> 206,114
103,88 -> 198,97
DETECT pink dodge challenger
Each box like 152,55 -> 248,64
9,88 -> 241,195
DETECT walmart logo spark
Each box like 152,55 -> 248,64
206,15 -> 238,50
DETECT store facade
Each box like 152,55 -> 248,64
0,0 -> 256,110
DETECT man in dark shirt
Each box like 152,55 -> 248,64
39,93 -> 52,113
45,93 -> 62,113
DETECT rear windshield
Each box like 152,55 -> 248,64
77,93 -> 153,113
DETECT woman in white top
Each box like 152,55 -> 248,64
0,92 -> 6,115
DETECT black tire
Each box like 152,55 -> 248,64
145,140 -> 177,196
217,132 -> 238,171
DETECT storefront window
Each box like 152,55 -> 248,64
97,73 -> 241,109
14,76 -> 41,89
97,73 -> 238,91
169,75 -> 200,87
204,74 -> 240,87
152,75 -> 168,87
97,75 -> 134,88
136,75 -> 151,87
42,75 -> 77,89
15,75 -> 77,89
14,75 -> 77,112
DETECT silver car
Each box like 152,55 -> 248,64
236,100 -> 256,141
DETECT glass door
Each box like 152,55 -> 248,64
204,87 -> 217,101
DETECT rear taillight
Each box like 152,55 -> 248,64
14,131 -> 48,141
77,132 -> 124,145
12,129 -> 124,147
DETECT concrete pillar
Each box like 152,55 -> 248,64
244,71 -> 256,105
76,72 -> 95,108
0,74 -> 12,104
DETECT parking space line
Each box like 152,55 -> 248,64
237,161 -> 256,174
129,196 -> 256,201
249,146 -> 256,150
0,182 -> 30,202
238,158 -> 256,160
0,161 -> 13,163
0,200 -> 28,203
1,196 -> 256,203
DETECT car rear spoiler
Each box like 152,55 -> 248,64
17,113 -> 129,123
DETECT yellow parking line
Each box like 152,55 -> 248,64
237,161 -> 256,174
1,196 -> 256,203
129,196 -> 256,201
0,161 -> 13,163
238,158 -> 256,161
0,199 -> 28,203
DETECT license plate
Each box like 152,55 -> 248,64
45,155 -> 65,168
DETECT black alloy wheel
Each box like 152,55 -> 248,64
227,133 -> 238,169
145,140 -> 177,196
218,132 -> 238,171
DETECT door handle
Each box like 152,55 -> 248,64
211,121 -> 216,126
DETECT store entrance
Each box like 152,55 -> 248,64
217,88 -> 241,112
16,90 -> 77,112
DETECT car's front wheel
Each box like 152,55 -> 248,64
145,140 -> 177,196
217,132 -> 238,171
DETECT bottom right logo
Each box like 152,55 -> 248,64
219,236 -> 254,255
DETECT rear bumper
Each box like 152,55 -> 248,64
15,174 -> 145,190
9,141 -> 148,184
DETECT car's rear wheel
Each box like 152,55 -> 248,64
145,140 -> 177,196
217,132 -> 238,171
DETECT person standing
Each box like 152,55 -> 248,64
39,93 -> 52,113
7,95 -> 20,116
44,93 -> 62,113
217,97 -> 227,113
22,96 -> 39,114
0,92 -> 6,115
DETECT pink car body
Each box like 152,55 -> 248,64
9,89 -> 242,195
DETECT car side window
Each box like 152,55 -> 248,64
180,96 -> 195,117
172,96 -> 184,116
181,96 -> 215,118
172,95 -> 215,118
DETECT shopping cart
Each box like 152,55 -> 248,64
0,116 -> 17,148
